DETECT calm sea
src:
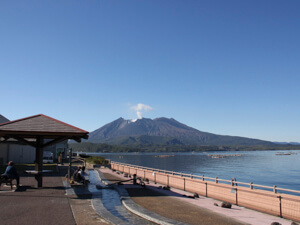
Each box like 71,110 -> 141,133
87,150 -> 300,192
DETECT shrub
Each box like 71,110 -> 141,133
85,156 -> 106,165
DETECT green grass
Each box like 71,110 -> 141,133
85,156 -> 108,165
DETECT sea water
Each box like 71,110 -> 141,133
88,150 -> 300,192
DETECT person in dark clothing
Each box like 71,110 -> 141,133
1,161 -> 20,188
73,166 -> 87,183
73,167 -> 81,182
78,166 -> 88,184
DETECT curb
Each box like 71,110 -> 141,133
91,191 -> 129,225
96,169 -> 188,225
63,177 -> 126,225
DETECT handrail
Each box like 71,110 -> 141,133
111,161 -> 300,195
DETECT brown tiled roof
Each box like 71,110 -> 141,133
0,114 -> 89,139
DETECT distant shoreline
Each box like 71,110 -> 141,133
70,142 -> 300,153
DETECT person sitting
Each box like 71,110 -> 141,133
77,166 -> 86,183
80,166 -> 85,174
73,167 -> 82,182
1,161 -> 20,189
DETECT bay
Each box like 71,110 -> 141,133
87,150 -> 300,193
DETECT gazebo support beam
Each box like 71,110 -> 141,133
71,136 -> 82,143
42,136 -> 69,148
8,135 -> 37,148
35,136 -> 44,188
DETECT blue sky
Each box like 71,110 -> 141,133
1,1 -> 300,142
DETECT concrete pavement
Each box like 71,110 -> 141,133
0,165 -> 298,225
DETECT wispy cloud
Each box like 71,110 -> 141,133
130,103 -> 153,119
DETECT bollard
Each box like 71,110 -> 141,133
167,174 -> 169,186
133,174 -> 137,185
277,196 -> 282,217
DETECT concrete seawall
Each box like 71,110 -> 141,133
111,161 -> 300,222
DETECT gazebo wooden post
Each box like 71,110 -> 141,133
35,136 -> 44,188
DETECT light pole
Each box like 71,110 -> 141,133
68,148 -> 72,181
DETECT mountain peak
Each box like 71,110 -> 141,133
88,117 -> 274,146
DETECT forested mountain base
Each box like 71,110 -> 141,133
69,142 -> 300,153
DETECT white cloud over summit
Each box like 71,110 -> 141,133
130,103 -> 153,119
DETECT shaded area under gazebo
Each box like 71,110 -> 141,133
0,114 -> 89,187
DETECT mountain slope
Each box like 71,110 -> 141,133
0,114 -> 9,124
88,117 -> 274,146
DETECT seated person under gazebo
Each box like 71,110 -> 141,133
0,161 -> 20,189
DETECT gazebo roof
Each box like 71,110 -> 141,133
0,114 -> 89,145
0,114 -> 89,188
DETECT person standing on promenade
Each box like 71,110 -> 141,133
1,161 -> 20,188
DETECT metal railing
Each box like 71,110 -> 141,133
111,161 -> 300,195
110,161 -> 300,222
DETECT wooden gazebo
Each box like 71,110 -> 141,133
0,114 -> 89,187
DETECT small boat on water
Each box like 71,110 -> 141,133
276,152 -> 292,155
207,154 -> 244,158
153,155 -> 175,158
211,155 -> 225,158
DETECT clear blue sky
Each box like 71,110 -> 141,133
1,1 -> 300,142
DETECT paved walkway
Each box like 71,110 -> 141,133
99,168 -> 297,225
0,169 -> 75,225
0,165 -> 110,225
0,165 -> 298,225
